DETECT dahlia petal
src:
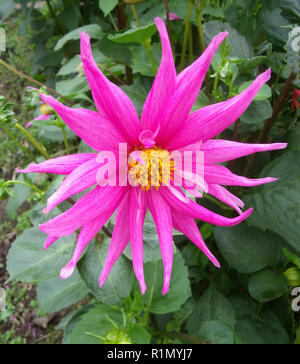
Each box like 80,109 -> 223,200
43,236 -> 59,250
148,190 -> 173,295
207,184 -> 244,214
162,186 -> 253,226
171,211 -> 220,267
157,32 -> 228,145
204,164 -> 277,187
60,209 -> 113,279
17,153 -> 97,175
45,158 -> 99,213
99,195 -> 130,287
129,189 -> 147,295
40,186 -> 127,236
141,18 -> 176,132
34,114 -> 51,121
40,94 -> 124,152
80,32 -> 141,145
203,140 -> 287,163
167,69 -> 272,150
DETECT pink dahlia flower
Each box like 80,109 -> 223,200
18,18 -> 286,295
25,103 -> 53,128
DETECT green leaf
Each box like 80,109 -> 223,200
198,320 -> 235,344
238,82 -> 272,101
99,0 -> 118,17
130,43 -> 160,77
63,305 -> 123,344
248,270 -> 288,302
213,225 -> 286,274
128,325 -> 151,344
245,151 -> 300,253
240,100 -> 272,124
54,24 -> 103,51
7,227 -> 75,283
134,250 -> 190,314
121,77 -> 152,115
6,175 -> 30,218
108,23 -> 157,46
0,0 -> 15,21
78,237 -> 133,306
98,37 -> 132,64
37,269 -> 89,314
186,287 -> 236,335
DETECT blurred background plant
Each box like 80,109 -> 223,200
0,0 -> 299,344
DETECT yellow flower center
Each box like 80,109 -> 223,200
128,148 -> 175,191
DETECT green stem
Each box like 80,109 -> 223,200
143,41 -> 157,75
213,72 -> 220,101
130,5 -> 141,27
3,180 -> 43,194
0,59 -> 74,105
0,124 -> 36,161
15,123 -> 50,160
61,126 -> 70,154
179,1 -> 193,71
45,0 -> 64,33
195,1 -> 206,53
108,12 -> 118,31
188,23 -> 194,63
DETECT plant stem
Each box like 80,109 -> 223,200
195,1 -> 206,53
145,45 -> 158,75
164,0 -> 172,53
45,0 -> 65,33
188,23 -> 194,63
15,123 -> 50,160
213,72 -> 220,101
130,4 -> 141,27
0,124 -> 36,161
108,12 -> 118,31
3,180 -> 43,194
97,63 -> 126,85
61,126 -> 70,154
179,1 -> 193,71
0,59 -> 74,105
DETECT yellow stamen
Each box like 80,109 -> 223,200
128,148 -> 175,191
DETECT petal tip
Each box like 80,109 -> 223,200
60,262 -> 75,279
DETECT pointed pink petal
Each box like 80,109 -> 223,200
40,186 -> 127,236
167,69 -> 271,150
148,190 -> 173,295
204,164 -> 277,187
99,195 -> 130,287
203,140 -> 287,163
17,154 -> 97,175
141,18 -> 176,133
162,186 -> 253,226
171,211 -> 220,267
34,114 -> 51,121
157,32 -> 228,146
40,94 -> 125,152
43,236 -> 59,250
80,32 -> 141,145
45,158 -> 99,213
60,209 -> 113,279
129,189 -> 147,295
207,184 -> 244,214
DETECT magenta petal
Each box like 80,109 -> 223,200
40,94 -> 125,152
129,189 -> 147,295
148,190 -> 173,295
80,32 -> 141,145
203,140 -> 287,163
162,186 -> 252,226
208,184 -> 244,214
141,18 -> 176,133
43,236 -> 59,250
18,153 -> 97,175
167,69 -> 271,150
172,211 -> 220,267
157,32 -> 228,145
60,210 -> 113,279
204,164 -> 277,187
45,158 -> 99,213
40,186 -> 127,236
99,195 -> 130,287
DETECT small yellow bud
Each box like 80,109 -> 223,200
284,267 -> 300,287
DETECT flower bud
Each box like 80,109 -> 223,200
284,267 -> 300,287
